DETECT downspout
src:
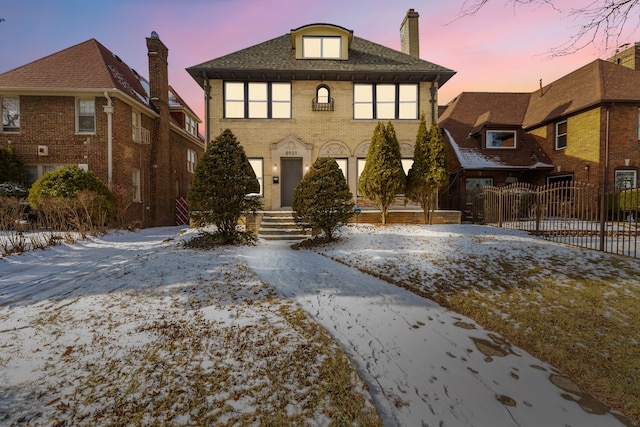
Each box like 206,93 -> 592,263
203,72 -> 211,146
430,76 -> 440,123
103,91 -> 114,188
599,104 -> 611,252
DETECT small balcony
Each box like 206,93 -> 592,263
312,97 -> 334,112
133,126 -> 151,144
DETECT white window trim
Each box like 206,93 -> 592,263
1,96 -> 20,133
132,169 -> 142,202
555,120 -> 567,150
76,98 -> 96,134
187,149 -> 197,173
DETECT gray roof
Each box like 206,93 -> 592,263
187,33 -> 455,87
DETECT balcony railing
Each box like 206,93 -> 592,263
133,126 -> 151,144
312,97 -> 334,112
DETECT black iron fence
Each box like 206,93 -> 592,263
475,182 -> 640,259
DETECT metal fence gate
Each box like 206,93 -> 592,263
476,182 -> 640,259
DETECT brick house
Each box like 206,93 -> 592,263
440,42 -> 640,217
187,9 -> 455,217
0,33 -> 204,227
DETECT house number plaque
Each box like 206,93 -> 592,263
285,150 -> 298,156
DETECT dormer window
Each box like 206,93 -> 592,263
302,36 -> 341,59
291,24 -> 353,60
486,130 -> 516,149
186,115 -> 197,136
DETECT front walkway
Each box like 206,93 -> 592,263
242,241 -> 627,427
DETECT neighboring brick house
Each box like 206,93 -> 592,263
440,42 -> 640,217
0,33 -> 204,227
187,9 -> 455,213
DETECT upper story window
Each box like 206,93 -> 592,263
224,82 -> 291,119
187,149 -> 197,173
486,130 -> 516,149
353,83 -> 418,120
555,120 -> 567,150
77,98 -> 96,134
186,115 -> 197,136
2,96 -> 20,132
302,36 -> 341,59
313,85 -> 334,111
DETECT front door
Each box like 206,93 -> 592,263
281,158 -> 303,207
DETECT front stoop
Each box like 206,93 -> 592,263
258,212 -> 311,241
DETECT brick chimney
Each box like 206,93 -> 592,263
400,8 -> 420,59
607,42 -> 640,71
146,31 -> 173,226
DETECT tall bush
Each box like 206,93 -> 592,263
292,157 -> 354,241
188,129 -> 262,242
358,121 -> 406,224
0,144 -> 27,185
406,114 -> 448,224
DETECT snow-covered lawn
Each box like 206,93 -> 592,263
311,224 -> 640,426
0,227 -> 379,426
1,224 -> 638,426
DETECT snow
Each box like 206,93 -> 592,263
0,224 -> 634,426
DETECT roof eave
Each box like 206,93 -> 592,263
187,67 -> 455,87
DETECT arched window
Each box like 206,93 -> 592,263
317,85 -> 330,104
313,85 -> 333,111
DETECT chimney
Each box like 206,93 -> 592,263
146,31 -> 173,226
400,8 -> 420,58
607,41 -> 640,71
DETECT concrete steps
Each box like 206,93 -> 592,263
258,212 -> 310,241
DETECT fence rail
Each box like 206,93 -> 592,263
476,182 -> 640,258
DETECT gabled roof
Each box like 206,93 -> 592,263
0,38 -> 201,128
0,39 -> 150,107
439,92 -> 553,171
524,59 -> 640,128
187,31 -> 455,86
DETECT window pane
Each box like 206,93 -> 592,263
2,97 -> 20,131
615,171 -> 637,189
248,158 -> 264,196
303,37 -> 322,57
272,102 -> 290,119
487,131 -> 516,148
78,99 -> 95,114
401,159 -> 413,175
377,104 -> 395,119
271,83 -> 290,102
354,84 -> 372,102
248,101 -> 268,118
376,85 -> 395,102
248,83 -> 268,101
226,101 -> 244,118
322,37 -> 341,58
398,103 -> 417,120
399,84 -> 417,102
225,82 -> 244,100
335,158 -> 348,181
317,87 -> 329,103
354,104 -> 372,119
376,85 -> 396,120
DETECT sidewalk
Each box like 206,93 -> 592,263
242,240 -> 628,427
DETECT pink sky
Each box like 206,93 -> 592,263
1,0 -> 636,127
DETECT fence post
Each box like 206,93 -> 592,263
599,186 -> 606,252
498,188 -> 503,228
535,187 -> 541,234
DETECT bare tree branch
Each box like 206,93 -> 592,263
454,0 -> 640,56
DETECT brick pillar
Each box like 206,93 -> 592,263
146,31 -> 174,226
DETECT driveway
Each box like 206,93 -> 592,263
242,241 -> 628,427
